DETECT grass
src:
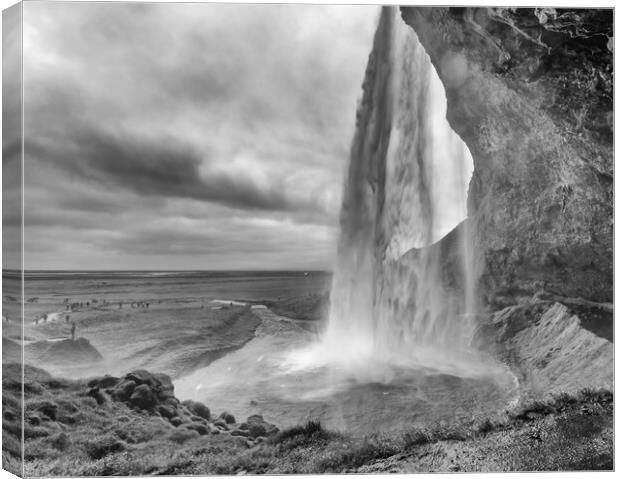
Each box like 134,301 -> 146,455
2,362 -> 613,476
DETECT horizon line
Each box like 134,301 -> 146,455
3,268 -> 333,273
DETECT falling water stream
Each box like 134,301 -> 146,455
176,8 -> 518,434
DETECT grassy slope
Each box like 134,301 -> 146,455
2,362 -> 612,476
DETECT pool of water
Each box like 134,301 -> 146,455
176,309 -> 519,435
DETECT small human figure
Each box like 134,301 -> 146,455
119,302 -> 123,309
34,318 -> 39,325
86,302 -> 90,308
66,314 -> 70,323
71,321 -> 76,341
42,313 -> 48,323
146,303 -> 149,309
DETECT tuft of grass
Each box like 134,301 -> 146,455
167,428 -> 200,444
49,432 -> 71,451
315,436 -> 400,471
274,420 -> 328,443
84,434 -> 126,460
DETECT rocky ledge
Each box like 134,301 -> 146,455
86,369 -> 279,445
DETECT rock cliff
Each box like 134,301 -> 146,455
400,7 -> 613,305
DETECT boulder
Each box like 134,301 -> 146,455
184,423 -> 209,435
248,423 -> 267,439
169,417 -> 184,427
153,373 -> 174,393
246,414 -> 278,437
182,400 -> 211,421
157,405 -> 177,419
129,384 -> 157,410
125,370 -> 158,388
112,380 -> 136,401
218,411 -> 236,424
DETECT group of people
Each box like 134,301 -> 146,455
65,299 -> 96,311
119,301 -> 150,309
31,296 -> 152,341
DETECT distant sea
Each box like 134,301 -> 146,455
5,270 -> 332,304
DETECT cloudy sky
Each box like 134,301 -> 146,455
4,2 -> 378,270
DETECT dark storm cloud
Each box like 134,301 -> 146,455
20,2 -> 378,269
27,128 -> 307,212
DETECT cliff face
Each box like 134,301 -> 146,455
400,7 -> 613,305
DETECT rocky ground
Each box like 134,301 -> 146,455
2,360 -> 612,476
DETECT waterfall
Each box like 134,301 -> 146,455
316,7 -> 476,375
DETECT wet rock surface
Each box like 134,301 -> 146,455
400,7 -> 613,305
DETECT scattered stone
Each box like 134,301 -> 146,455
126,370 -> 159,388
182,400 -> 211,421
184,423 -> 209,435
169,417 -> 184,427
158,405 -> 177,419
113,380 -> 136,401
190,415 -> 207,423
219,411 -> 236,424
248,423 -> 266,439
231,429 -> 250,437
245,414 -> 279,437
214,420 -> 229,431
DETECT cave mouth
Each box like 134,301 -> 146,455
178,8 -> 509,437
